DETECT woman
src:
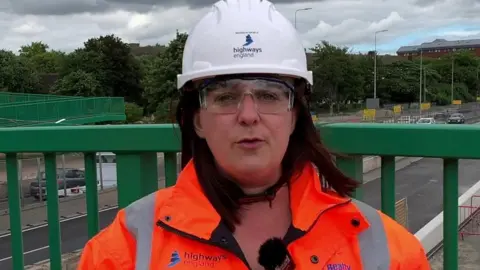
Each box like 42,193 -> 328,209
78,0 -> 430,269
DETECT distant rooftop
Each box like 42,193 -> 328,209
397,38 -> 480,53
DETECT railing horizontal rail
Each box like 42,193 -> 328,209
0,92 -> 82,105
0,124 -> 181,152
0,97 -> 125,127
318,123 -> 480,159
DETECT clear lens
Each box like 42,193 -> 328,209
199,77 -> 294,114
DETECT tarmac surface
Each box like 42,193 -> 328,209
1,158 -> 480,269
362,158 -> 480,233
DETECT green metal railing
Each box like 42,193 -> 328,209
0,97 -> 126,127
0,92 -> 81,105
318,122 -> 477,270
4,123 -> 470,269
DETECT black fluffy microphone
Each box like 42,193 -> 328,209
258,237 -> 295,270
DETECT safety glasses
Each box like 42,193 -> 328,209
197,76 -> 295,114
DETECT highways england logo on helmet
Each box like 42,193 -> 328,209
233,32 -> 263,59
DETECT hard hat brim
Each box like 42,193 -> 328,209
177,64 -> 313,90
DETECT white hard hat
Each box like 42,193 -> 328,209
177,0 -> 313,90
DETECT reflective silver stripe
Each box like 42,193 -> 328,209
125,192 -> 157,270
352,199 -> 391,270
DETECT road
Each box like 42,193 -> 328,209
1,158 -> 480,268
0,207 -> 119,269
362,158 -> 480,233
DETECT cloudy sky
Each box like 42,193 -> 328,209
0,0 -> 479,55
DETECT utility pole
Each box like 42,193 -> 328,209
374,29 -> 388,99
451,55 -> 454,103
424,66 -> 427,101
419,45 -> 423,116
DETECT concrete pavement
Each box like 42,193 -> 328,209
429,210 -> 480,270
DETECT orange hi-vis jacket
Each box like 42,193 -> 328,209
78,160 -> 430,270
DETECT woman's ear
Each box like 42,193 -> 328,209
193,112 -> 205,138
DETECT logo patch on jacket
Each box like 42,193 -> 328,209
326,263 -> 351,270
167,250 -> 227,268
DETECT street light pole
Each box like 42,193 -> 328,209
419,45 -> 423,116
294,8 -> 312,29
374,29 -> 388,99
451,55 -> 454,103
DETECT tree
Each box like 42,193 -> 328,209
18,41 -> 66,73
310,41 -> 362,113
0,50 -> 41,93
51,70 -> 102,96
142,31 -> 188,115
60,34 -> 144,103
124,102 -> 144,123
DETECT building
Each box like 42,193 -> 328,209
396,38 -> 480,58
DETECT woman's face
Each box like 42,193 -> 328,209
193,75 -> 297,192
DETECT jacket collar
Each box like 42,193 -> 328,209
157,159 -> 370,240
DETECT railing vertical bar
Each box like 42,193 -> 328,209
84,152 -> 99,238
116,153 -> 158,208
443,158 -> 459,270
44,153 -> 62,270
380,156 -> 396,219
164,152 -> 177,187
336,155 -> 363,200
6,153 -> 24,269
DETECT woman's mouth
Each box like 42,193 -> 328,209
237,138 -> 264,149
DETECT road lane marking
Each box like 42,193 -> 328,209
0,206 -> 119,262
0,246 -> 49,262
0,206 -> 119,239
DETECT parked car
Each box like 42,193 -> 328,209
447,113 -> 465,124
29,168 -> 86,200
416,117 -> 436,124
30,152 -> 118,200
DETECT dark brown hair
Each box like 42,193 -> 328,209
175,79 -> 359,231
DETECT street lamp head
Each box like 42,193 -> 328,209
376,29 -> 388,34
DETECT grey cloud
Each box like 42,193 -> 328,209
9,0 -> 111,15
3,0 -> 363,16
106,0 -> 325,9
6,0 -> 152,15
414,0 -> 443,6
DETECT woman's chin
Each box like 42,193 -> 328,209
229,163 -> 278,185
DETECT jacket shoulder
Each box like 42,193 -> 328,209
379,211 -> 430,269
77,188 -> 175,269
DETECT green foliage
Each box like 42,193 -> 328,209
0,50 -> 40,92
309,42 -> 480,113
124,102 -> 144,123
1,33 -> 479,122
142,31 -> 188,114
51,70 -> 101,96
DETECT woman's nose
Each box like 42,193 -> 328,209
237,94 -> 259,124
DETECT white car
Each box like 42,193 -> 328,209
416,118 -> 436,124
